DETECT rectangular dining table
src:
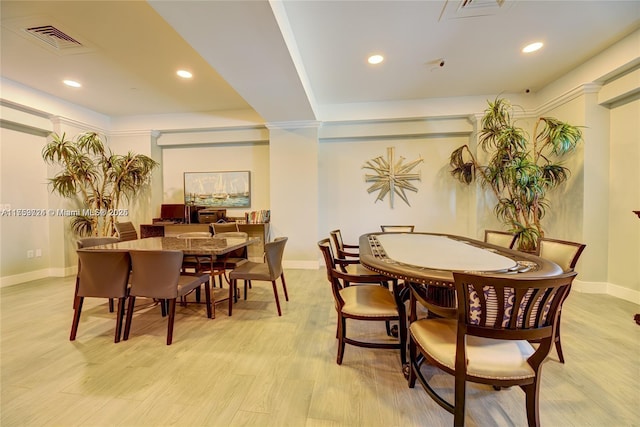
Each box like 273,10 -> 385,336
86,235 -> 259,313
87,235 -> 259,256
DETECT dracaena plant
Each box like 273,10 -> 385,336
42,131 -> 158,237
449,98 -> 583,252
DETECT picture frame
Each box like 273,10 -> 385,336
184,171 -> 251,208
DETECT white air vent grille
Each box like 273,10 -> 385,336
25,25 -> 83,50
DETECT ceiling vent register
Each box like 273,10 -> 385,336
25,25 -> 83,50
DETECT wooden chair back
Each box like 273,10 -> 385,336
483,229 -> 517,249
380,225 -> 415,232
114,221 -> 138,241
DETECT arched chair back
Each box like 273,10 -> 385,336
329,229 -> 359,259
380,225 -> 415,232
483,229 -> 517,249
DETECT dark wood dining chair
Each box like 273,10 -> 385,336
318,238 -> 406,365
380,225 -> 415,232
535,236 -> 586,363
483,229 -> 518,249
114,221 -> 138,241
124,250 -> 212,345
228,237 -> 288,316
408,271 -> 577,426
330,229 -> 359,259
71,249 -> 131,343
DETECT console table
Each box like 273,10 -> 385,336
140,222 -> 270,261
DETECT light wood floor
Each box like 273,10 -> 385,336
1,268 -> 639,427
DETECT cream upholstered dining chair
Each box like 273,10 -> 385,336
380,225 -> 415,232
408,271 -> 577,427
535,236 -> 586,363
114,221 -> 138,241
228,237 -> 288,316
329,229 -> 359,259
71,249 -> 131,343
124,250 -> 212,345
483,229 -> 518,249
75,237 -> 120,311
318,238 -> 406,365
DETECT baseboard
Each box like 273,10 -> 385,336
573,279 -> 640,305
283,260 -> 318,270
0,267 -> 74,288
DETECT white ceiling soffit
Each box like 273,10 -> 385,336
149,0 -> 316,123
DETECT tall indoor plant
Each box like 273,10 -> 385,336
449,98 -> 583,251
42,131 -> 158,237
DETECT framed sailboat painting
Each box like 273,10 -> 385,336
184,171 -> 251,208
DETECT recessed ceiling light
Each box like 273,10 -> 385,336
63,80 -> 81,88
177,70 -> 193,79
522,42 -> 543,53
368,54 -> 384,65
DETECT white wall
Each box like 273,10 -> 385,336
319,134 -> 472,246
0,128 -> 50,279
608,98 -> 640,300
161,143 -> 271,219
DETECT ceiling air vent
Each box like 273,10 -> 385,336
440,0 -> 511,21
25,25 -> 83,50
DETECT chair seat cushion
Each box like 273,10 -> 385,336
344,263 -> 386,278
213,257 -> 248,269
229,261 -> 271,281
410,318 -> 536,380
339,285 -> 398,317
177,274 -> 210,297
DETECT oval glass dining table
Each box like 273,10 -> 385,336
359,232 -> 563,312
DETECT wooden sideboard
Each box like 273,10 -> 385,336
140,222 -> 270,261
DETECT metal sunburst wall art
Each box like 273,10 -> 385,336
362,147 -> 424,208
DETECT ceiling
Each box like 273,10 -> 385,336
1,1 -> 639,123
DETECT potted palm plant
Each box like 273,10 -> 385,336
42,131 -> 158,237
449,98 -> 583,252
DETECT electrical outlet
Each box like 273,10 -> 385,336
27,250 -> 34,258
35,249 -> 42,257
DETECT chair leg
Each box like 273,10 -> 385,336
271,280 -> 282,316
204,282 -> 213,319
123,296 -> 136,340
166,299 -> 176,345
337,314 -> 346,365
108,298 -> 115,313
453,371 -> 467,427
70,296 -> 84,340
280,274 -> 289,301
408,335 -> 417,388
228,279 -> 235,316
555,312 -> 565,363
114,297 -> 126,343
73,276 -> 80,309
523,378 -> 542,427
160,299 -> 167,317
